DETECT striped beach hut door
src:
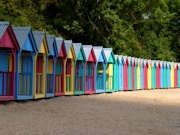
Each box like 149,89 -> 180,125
55,58 -> 63,93
86,62 -> 93,91
66,59 -> 71,92
36,56 -> 43,94
0,51 -> 12,96
46,57 -> 53,94
128,59 -> 132,90
97,62 -> 104,90
75,60 -> 83,92
140,60 -> 144,90
151,61 -> 156,89
18,55 -> 31,95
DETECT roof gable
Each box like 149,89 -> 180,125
103,48 -> 115,63
73,43 -> 86,61
55,37 -> 66,57
46,35 -> 58,57
12,27 -> 37,52
93,46 -> 106,63
64,40 -> 75,59
83,45 -> 96,62
0,21 -> 19,49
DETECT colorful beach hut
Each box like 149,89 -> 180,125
73,43 -> 86,95
93,46 -> 106,93
151,60 -> 156,89
167,62 -> 171,88
46,35 -> 58,97
83,45 -> 96,94
114,55 -> 119,91
93,46 -> 107,93
160,61 -> 164,89
64,40 -> 76,95
131,57 -> 135,90
178,63 -> 180,88
33,31 -> 49,99
163,62 -> 168,88
140,59 -> 144,90
55,37 -> 66,96
0,21 -> 19,101
118,55 -> 124,91
13,27 -> 37,100
122,56 -> 128,90
134,58 -> 138,90
104,48 -> 115,92
127,57 -> 132,90
174,63 -> 178,88
144,60 -> 148,89
156,61 -> 160,89
147,60 -> 152,89
137,58 -> 141,90
170,62 -> 174,88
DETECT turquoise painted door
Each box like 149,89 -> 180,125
128,65 -> 132,90
151,67 -> 156,89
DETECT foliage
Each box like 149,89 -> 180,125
0,0 -> 179,61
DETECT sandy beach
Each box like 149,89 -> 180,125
0,89 -> 180,135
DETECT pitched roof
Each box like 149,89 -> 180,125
64,40 -> 72,55
55,37 -> 64,53
73,43 -> 82,58
82,45 -> 92,60
12,27 -> 31,48
93,46 -> 105,61
114,55 -> 119,63
33,31 -> 46,51
103,48 -> 113,62
0,21 -> 9,39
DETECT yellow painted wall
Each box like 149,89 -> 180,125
106,64 -> 113,89
64,46 -> 75,95
148,65 -> 152,89
47,59 -> 53,74
171,66 -> 174,88
137,66 -> 140,89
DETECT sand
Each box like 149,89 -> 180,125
0,89 -> 180,135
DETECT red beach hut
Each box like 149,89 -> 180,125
144,60 -> 148,89
156,61 -> 160,89
174,63 -> 178,88
123,56 -> 128,90
83,45 -> 96,94
0,21 -> 19,101
55,37 -> 66,96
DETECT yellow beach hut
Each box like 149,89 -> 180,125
147,60 -> 152,89
64,40 -> 76,95
33,31 -> 49,99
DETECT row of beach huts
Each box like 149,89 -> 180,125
0,21 -> 179,101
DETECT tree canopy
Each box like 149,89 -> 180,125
0,0 -> 179,61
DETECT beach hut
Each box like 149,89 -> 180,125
178,63 -> 180,88
46,35 -> 58,98
104,48 -> 115,92
163,62 -> 167,89
122,56 -> 128,90
55,37 -> 66,96
83,45 -> 96,94
137,58 -> 141,90
144,60 -> 148,89
151,60 -> 156,89
140,59 -> 144,90
118,55 -> 124,91
134,58 -> 138,90
33,31 -> 49,99
0,21 -> 19,101
131,57 -> 135,90
93,46 -> 106,93
64,40 -> 76,95
147,60 -> 152,89
73,43 -> 86,95
170,62 -> 174,88
114,55 -> 119,91
174,63 -> 178,88
167,62 -> 171,88
160,61 -> 164,89
13,27 -> 37,100
127,57 -> 132,90
156,61 -> 160,89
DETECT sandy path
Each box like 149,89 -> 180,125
0,89 -> 180,135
